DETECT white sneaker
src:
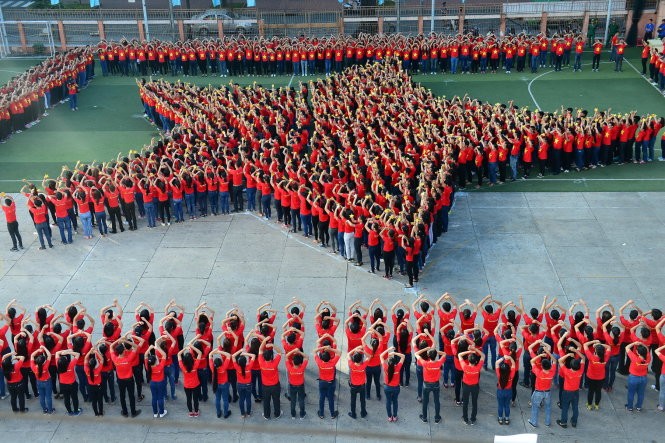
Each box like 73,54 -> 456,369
154,413 -> 158,418
160,410 -> 168,418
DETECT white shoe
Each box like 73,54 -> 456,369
154,413 -> 158,418
160,410 -> 168,418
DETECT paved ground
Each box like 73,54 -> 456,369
0,191 -> 663,443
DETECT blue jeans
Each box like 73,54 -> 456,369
197,191 -> 208,216
574,53 -> 582,70
219,192 -> 230,214
95,212 -> 107,235
659,374 -> 665,408
422,381 -> 440,419
251,369 -> 263,400
69,93 -> 77,110
337,231 -> 345,257
172,199 -> 184,222
246,187 -> 256,211
215,382 -> 230,416
37,379 -> 53,412
134,192 -> 145,217
483,335 -> 497,369
416,364 -> 424,398
318,379 -> 336,415
575,149 -> 585,169
75,365 -> 88,400
384,385 -> 399,417
36,221 -> 53,248
560,389 -> 579,425
185,193 -> 195,217
145,201 -> 156,227
488,162 -> 498,184
301,214 -> 312,237
208,190 -> 219,215
497,388 -> 511,418
605,354 -> 619,388
626,374 -> 647,409
102,370 -> 115,402
443,355 -> 455,384
509,155 -> 519,179
238,382 -> 252,415
450,57 -> 458,73
164,365 -> 176,399
56,216 -> 73,243
150,380 -> 165,414
529,390 -> 551,426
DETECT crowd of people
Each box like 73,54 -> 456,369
96,31 -> 636,79
2,61 -> 663,282
1,295 -> 663,429
0,47 -> 95,143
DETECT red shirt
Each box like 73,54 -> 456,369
421,358 -> 444,383
2,203 -> 17,223
111,350 -> 136,380
460,359 -> 483,385
349,359 -> 368,385
627,349 -> 651,376
532,363 -> 555,391
233,359 -> 253,384
84,359 -> 103,386
584,349 -> 607,381
179,358 -> 202,389
285,357 -> 308,386
560,365 -> 583,391
148,358 -> 167,383
30,204 -> 48,224
209,356 -> 230,384
58,358 -> 78,384
258,353 -> 281,386
31,358 -> 52,381
315,353 -> 340,382
383,361 -> 403,387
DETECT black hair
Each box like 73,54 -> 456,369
386,355 -> 398,384
263,349 -> 274,361
498,361 -> 511,389
352,352 -> 363,364
541,358 -> 552,370
2,357 -> 14,380
319,350 -> 331,362
182,351 -> 195,372
237,354 -> 247,377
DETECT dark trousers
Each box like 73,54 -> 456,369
185,386 -> 200,412
89,384 -> 104,415
118,377 -> 137,415
8,381 -> 26,412
318,379 -> 336,416
462,382 -> 479,421
587,378 -> 603,405
7,221 -> 22,248
349,383 -> 366,416
289,383 -> 305,418
61,381 -> 79,413
108,206 -> 124,232
366,365 -> 381,398
122,201 -> 137,230
262,382 -> 281,418
422,381 -> 441,419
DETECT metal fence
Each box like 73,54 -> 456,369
0,1 -> 639,55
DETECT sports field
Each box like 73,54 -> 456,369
0,48 -> 663,192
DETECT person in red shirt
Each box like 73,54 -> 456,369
380,227 -> 397,279
84,348 -> 104,416
480,295 -> 503,370
285,348 -> 308,419
495,355 -> 517,425
348,346 -> 370,419
28,197 -> 53,250
30,345 -> 53,413
655,344 -> 665,411
614,39 -> 626,72
380,347 -> 405,422
583,340 -> 610,410
415,347 -> 445,423
208,347 -> 231,419
111,336 -> 143,418
2,195 -> 23,251
232,349 -> 255,417
178,344 -> 202,417
557,350 -> 585,428
528,350 -> 555,428
146,345 -> 168,418
314,345 -> 341,419
2,351 -> 26,412
258,337 -> 282,419
459,347 -> 484,425
55,349 -> 81,415
625,342 -> 651,411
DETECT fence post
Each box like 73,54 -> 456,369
540,12 -> 547,34
458,6 -> 465,34
178,20 -> 185,41
499,13 -> 506,36
217,19 -> 224,38
418,15 -> 423,34
378,16 -> 383,34
258,19 -> 264,37
338,16 -> 344,35
97,20 -> 105,41
17,22 -> 26,52
581,11 -> 590,37
137,19 -> 145,42
57,20 -> 66,50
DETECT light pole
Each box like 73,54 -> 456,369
0,3 -> 8,57
141,0 -> 151,42
430,0 -> 435,33
603,0 -> 612,46
396,0 -> 400,33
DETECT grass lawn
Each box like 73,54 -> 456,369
0,48 -> 663,192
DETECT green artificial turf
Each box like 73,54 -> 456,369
0,48 -> 663,192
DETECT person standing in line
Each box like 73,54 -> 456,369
178,345 -> 202,417
1,194 -> 23,251
583,340 -> 610,409
233,349 -> 255,418
528,349 -> 556,428
347,346 -> 370,419
495,355 -> 516,425
55,349 -> 81,416
84,348 -> 104,417
285,348 -> 308,419
147,345 -> 168,419
624,342 -> 651,412
258,337 -> 282,419
3,351 -> 27,412
28,196 -> 52,250
31,346 -> 54,414
416,347 -> 445,424
67,77 -> 78,111
111,336 -> 143,418
380,347 -> 405,422
557,350 -> 585,429
459,347 -> 484,425
314,345 -> 341,419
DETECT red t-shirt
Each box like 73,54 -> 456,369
584,349 -> 607,380
30,357 -> 51,381
315,353 -> 340,382
532,364 -> 555,391
258,353 -> 281,386
383,361 -> 403,387
421,358 -> 444,383
111,350 -> 136,380
460,359 -> 483,385
559,365 -> 583,391
148,358 -> 167,383
348,359 -> 368,385
285,357 -> 308,386
2,203 -> 17,223
209,356 -> 230,384
58,358 -> 78,384
179,358 -> 203,389
233,359 -> 253,384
